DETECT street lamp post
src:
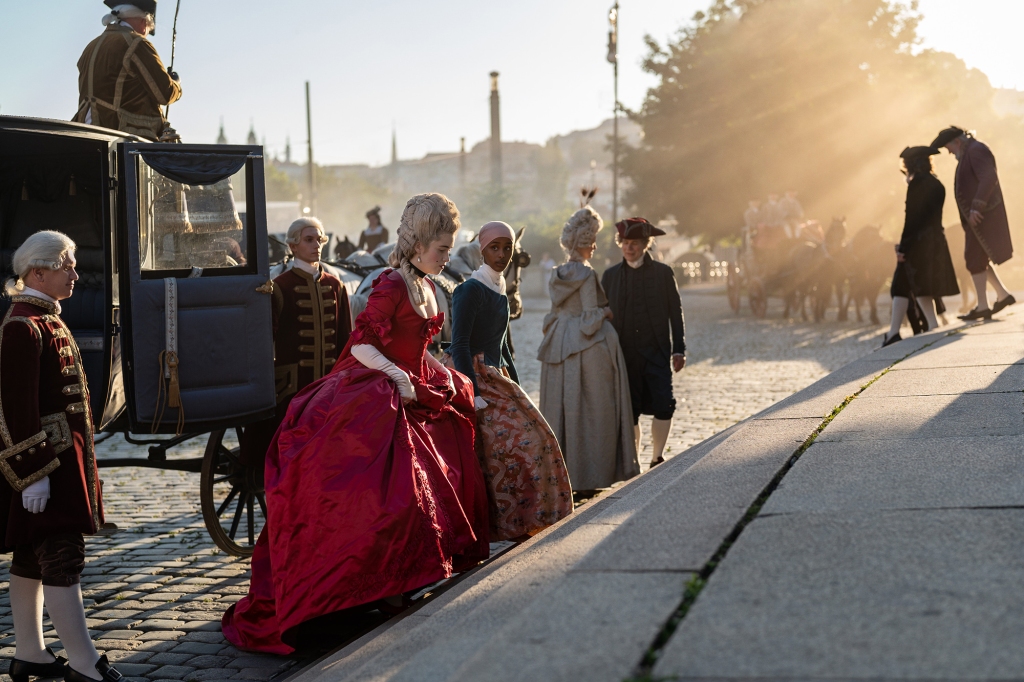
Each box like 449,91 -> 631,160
607,3 -> 619,225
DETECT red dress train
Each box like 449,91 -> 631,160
222,271 -> 490,654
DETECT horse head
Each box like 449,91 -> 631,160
505,226 -> 530,320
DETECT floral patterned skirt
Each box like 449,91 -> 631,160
444,353 -> 574,540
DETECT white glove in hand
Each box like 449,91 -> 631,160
351,344 -> 415,401
22,477 -> 50,514
473,396 -> 488,410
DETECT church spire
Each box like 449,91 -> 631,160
391,124 -> 397,165
247,119 -> 257,146
216,117 -> 227,145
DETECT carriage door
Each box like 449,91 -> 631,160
118,143 -> 275,434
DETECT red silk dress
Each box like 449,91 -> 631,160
223,270 -> 489,654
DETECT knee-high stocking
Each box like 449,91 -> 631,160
916,296 -> 938,330
633,424 -> 642,454
43,584 -> 101,680
651,418 -> 672,463
972,272 -> 989,310
10,576 -> 53,664
889,296 -> 909,339
987,265 -> 1010,300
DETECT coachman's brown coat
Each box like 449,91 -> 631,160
73,24 -> 182,140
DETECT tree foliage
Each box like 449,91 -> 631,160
623,0 -> 1024,246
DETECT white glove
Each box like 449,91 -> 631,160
22,477 -> 50,514
351,344 -> 415,401
473,396 -> 488,410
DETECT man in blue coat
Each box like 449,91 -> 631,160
601,218 -> 686,468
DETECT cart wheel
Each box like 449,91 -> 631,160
727,264 -> 741,313
201,428 -> 266,557
749,278 -> 768,318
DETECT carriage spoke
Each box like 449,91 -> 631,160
255,492 -> 267,517
212,475 -> 236,485
229,493 -> 247,539
247,495 -> 256,545
216,486 -> 240,516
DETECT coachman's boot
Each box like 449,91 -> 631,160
63,655 -> 123,682
9,647 -> 68,682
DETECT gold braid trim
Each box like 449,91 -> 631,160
0,430 -> 60,492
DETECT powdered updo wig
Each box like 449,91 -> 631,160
560,206 -> 603,262
388,193 -> 461,305
5,231 -> 77,295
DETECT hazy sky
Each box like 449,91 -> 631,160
0,0 -> 1019,166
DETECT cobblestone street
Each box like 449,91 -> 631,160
0,286 -> 889,682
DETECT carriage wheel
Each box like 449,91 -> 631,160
201,428 -> 266,557
727,264 -> 741,313
749,278 -> 768,318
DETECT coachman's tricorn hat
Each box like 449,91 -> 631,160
104,1 -> 158,34
930,126 -> 966,150
365,205 -> 382,218
615,217 -> 666,240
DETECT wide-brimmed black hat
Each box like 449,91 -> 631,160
900,146 -> 939,160
104,1 -> 157,33
615,217 -> 666,240
930,126 -> 966,149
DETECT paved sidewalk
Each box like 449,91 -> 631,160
293,309 -> 1024,682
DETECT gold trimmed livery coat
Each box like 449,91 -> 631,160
0,296 -> 103,552
73,24 -> 182,140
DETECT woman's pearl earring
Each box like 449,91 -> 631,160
416,256 -> 421,263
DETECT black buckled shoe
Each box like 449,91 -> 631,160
881,332 -> 902,348
9,647 -> 68,682
992,294 -> 1016,315
958,307 -> 993,321
64,655 -> 123,682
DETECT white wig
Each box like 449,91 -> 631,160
560,206 -> 603,262
286,217 -> 325,245
6,231 -> 76,295
102,4 -> 155,33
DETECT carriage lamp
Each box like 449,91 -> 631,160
607,4 -> 618,64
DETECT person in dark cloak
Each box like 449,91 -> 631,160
601,217 -> 686,468
357,206 -> 389,253
882,146 -> 960,346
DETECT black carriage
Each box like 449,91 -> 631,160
1,116 -> 274,557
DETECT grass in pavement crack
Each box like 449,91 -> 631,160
625,366 -> 895,682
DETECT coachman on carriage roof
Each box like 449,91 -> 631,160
73,1 -> 182,141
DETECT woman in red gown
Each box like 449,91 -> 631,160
223,193 -> 489,654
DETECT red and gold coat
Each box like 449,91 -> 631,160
0,296 -> 103,551
271,267 -> 352,403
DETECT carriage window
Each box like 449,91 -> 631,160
137,156 -> 248,272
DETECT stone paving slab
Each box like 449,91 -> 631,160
894,332 -> 1023,370
653,510 -> 1024,680
450,571 -> 692,682
764,435 -> 1024,514
751,358 -> 892,421
817,390 -> 1024,441
867,362 -> 1024,396
573,417 -> 821,573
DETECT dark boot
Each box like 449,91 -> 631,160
9,648 -> 67,682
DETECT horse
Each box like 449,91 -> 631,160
774,218 -> 847,322
840,225 -> 891,324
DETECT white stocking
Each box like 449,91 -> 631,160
651,418 -> 672,463
889,297 -> 909,339
987,265 -> 1010,300
633,424 -> 642,454
916,296 -> 938,331
972,272 -> 989,310
43,584 -> 101,680
10,576 -> 53,664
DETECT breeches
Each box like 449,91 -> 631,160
624,352 -> 676,423
10,533 -> 85,587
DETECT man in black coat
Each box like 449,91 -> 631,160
602,218 -> 686,468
